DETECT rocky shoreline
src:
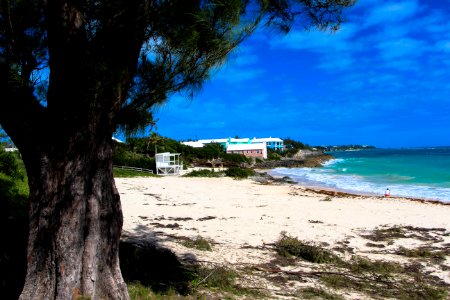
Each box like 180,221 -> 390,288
252,153 -> 333,169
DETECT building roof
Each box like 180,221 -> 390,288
181,141 -> 204,148
198,138 -> 228,144
227,143 -> 265,151
252,137 -> 283,143
229,138 -> 250,143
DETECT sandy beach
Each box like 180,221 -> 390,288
117,176 -> 450,299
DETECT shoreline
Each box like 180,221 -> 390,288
261,166 -> 450,205
255,169 -> 450,206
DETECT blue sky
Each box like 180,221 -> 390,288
152,0 -> 450,148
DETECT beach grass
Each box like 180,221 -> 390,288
127,266 -> 264,299
128,282 -> 183,300
265,232 -> 449,299
396,246 -> 447,262
190,265 -> 264,298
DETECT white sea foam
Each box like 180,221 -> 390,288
321,158 -> 345,167
269,167 -> 450,203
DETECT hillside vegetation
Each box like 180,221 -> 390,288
114,135 -> 332,174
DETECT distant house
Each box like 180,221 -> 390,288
251,137 -> 284,150
181,136 -> 283,158
226,143 -> 267,159
183,138 -> 251,149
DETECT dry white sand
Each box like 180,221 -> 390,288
116,176 -> 450,298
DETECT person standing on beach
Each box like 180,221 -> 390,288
385,188 -> 391,197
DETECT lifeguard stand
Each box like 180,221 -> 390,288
155,152 -> 182,175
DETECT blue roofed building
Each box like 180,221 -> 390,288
251,137 -> 284,150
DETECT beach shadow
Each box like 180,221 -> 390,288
120,225 -> 200,295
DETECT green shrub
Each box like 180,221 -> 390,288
221,153 -> 251,165
0,147 -> 22,180
224,167 -> 254,179
183,170 -> 224,177
267,151 -> 282,161
114,147 -> 155,171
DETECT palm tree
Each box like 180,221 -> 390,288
147,132 -> 163,155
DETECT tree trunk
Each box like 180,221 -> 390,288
19,135 -> 129,300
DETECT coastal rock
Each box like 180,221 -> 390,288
252,154 -> 333,169
292,149 -> 324,159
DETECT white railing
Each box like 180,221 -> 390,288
113,165 -> 154,174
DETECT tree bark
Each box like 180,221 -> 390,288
19,134 -> 129,299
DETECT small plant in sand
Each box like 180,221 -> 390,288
181,236 -> 212,251
321,196 -> 333,201
275,231 -> 341,264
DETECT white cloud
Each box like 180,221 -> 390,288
228,45 -> 260,66
376,38 -> 427,60
270,23 -> 359,53
233,53 -> 259,66
364,1 -> 420,27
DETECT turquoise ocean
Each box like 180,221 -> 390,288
269,148 -> 450,203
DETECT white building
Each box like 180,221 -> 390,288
251,137 -> 284,150
181,136 -> 284,157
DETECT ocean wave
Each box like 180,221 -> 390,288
321,158 -> 345,167
269,167 -> 450,203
